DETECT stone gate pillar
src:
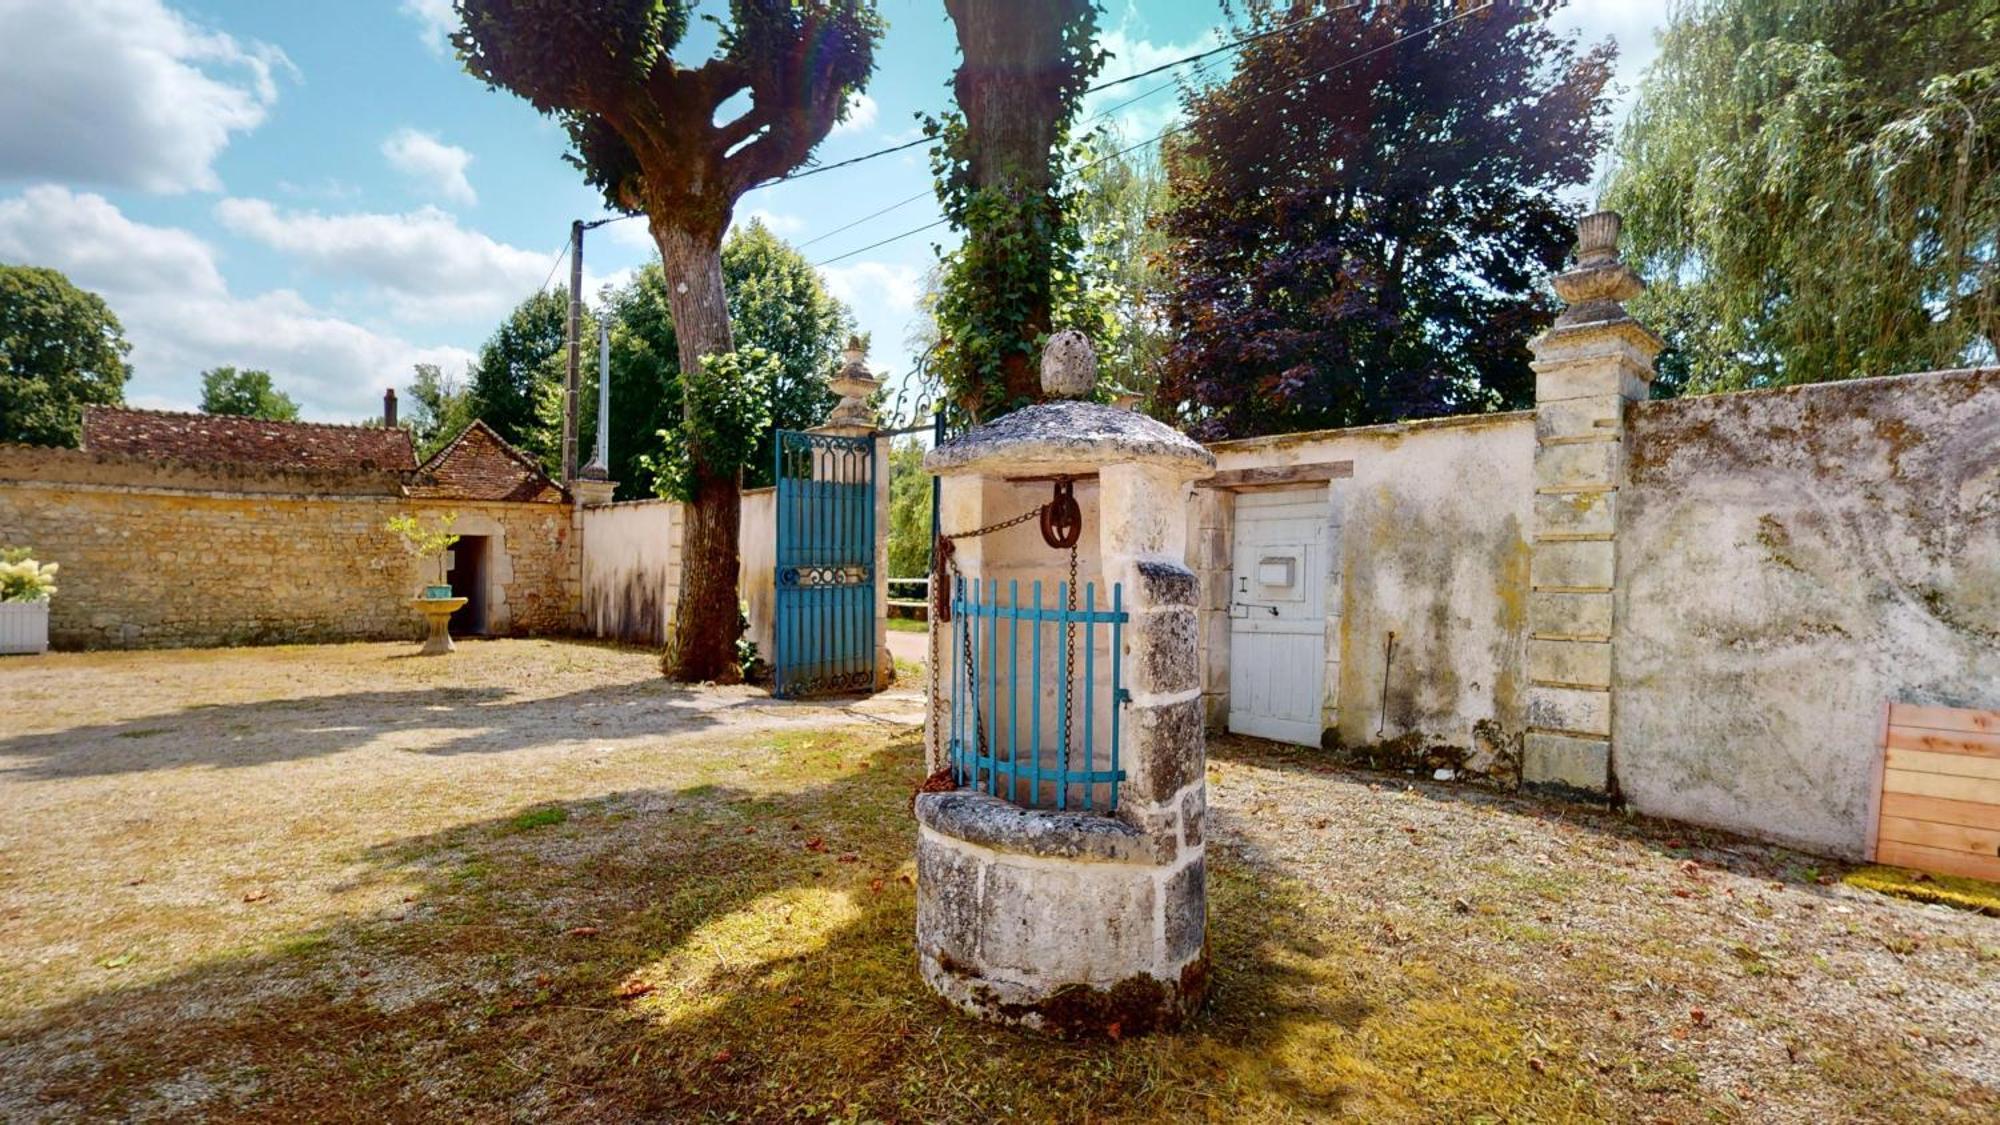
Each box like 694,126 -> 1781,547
915,332 -> 1215,1035
1523,212 -> 1660,796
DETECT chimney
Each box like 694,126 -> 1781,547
383,387 -> 398,428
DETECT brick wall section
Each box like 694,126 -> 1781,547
0,445 -> 574,649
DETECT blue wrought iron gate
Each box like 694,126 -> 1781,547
773,429 -> 877,697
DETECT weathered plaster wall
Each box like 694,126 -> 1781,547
1616,368 -> 2000,857
740,488 -> 776,660
579,499 -> 684,648
0,446 -> 574,648
1196,413 -> 1536,772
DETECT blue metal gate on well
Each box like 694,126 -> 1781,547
773,429 -> 877,698
947,575 -> 1129,811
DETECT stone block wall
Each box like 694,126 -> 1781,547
0,445 -> 574,649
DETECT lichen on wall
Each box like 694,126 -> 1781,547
1616,367 -> 2000,857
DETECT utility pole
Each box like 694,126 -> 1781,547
580,318 -> 611,479
562,219 -> 584,484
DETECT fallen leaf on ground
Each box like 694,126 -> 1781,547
616,977 -> 655,1000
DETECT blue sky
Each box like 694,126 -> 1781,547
0,1 -> 1662,423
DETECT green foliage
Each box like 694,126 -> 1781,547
1607,0 -> 2000,391
454,1 -> 881,228
1073,130 -> 1172,407
0,263 -> 130,447
602,222 -> 856,499
0,546 -> 58,603
198,366 -> 300,422
885,437 -> 932,579
722,220 -> 848,487
406,363 -> 477,459
643,348 -> 776,502
467,290 -> 594,475
384,511 -> 460,562
926,1 -> 1105,419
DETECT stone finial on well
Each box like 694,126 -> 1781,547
1040,330 -> 1097,400
821,335 -> 881,431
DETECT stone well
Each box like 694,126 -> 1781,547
916,334 -> 1216,1035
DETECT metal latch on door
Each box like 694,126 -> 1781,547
1230,574 -> 1280,618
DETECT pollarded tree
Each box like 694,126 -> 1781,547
454,0 -> 882,682
0,263 -> 129,447
928,0 -> 1104,419
1155,0 -> 1613,439
1607,0 -> 2000,392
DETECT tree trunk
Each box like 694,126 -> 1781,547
654,221 -> 742,683
945,0 -> 1094,405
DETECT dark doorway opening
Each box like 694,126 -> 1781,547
447,535 -> 489,635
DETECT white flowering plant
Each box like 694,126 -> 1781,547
0,547 -> 58,603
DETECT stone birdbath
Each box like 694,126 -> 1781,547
410,596 -> 468,655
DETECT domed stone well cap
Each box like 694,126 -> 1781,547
924,400 -> 1215,481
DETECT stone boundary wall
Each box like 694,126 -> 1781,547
1193,412 -> 1535,778
1186,365 -> 2000,858
1615,368 -> 2000,856
579,498 -> 685,647
0,447 -> 575,649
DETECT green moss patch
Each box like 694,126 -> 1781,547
1844,865 -> 2000,917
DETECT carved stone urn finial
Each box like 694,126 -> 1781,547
1550,210 -> 1644,327
823,334 -> 880,430
1040,330 -> 1097,400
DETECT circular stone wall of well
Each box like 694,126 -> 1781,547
914,791 -> 1207,1037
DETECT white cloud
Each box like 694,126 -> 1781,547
1083,19 -> 1224,144
733,209 -> 806,237
831,92 -> 879,136
215,198 -> 557,321
0,186 -> 471,419
382,128 -> 478,205
0,0 -> 293,194
1549,0 -> 1670,193
400,0 -> 457,56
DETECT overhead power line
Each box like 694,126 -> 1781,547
807,2 -> 1493,266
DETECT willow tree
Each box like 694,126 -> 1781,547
1608,0 -> 1999,393
927,0 -> 1104,418
453,1 -> 882,681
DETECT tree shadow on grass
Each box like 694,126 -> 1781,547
0,733 -> 1385,1122
0,677 -> 824,780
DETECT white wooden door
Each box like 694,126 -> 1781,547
1227,489 -> 1329,746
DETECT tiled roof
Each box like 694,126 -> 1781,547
81,407 -> 417,472
409,420 -> 565,504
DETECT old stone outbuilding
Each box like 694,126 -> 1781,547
0,405 -> 579,648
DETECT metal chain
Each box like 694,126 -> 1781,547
1060,540 -> 1077,786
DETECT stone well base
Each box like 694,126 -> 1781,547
914,790 -> 1207,1037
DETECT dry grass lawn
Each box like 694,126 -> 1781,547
1,639 -> 1996,1122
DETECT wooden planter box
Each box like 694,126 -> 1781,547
0,600 -> 50,655
1873,703 -> 2000,881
